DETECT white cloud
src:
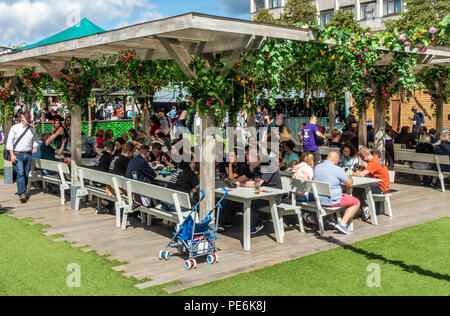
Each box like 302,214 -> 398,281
0,0 -> 164,45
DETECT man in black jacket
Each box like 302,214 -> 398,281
125,145 -> 156,182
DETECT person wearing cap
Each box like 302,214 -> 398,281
6,111 -> 39,203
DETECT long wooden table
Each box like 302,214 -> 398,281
215,186 -> 288,251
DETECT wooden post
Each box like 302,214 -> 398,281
328,98 -> 335,131
200,112 -> 216,219
358,108 -> 367,148
435,86 -> 444,138
132,97 -> 136,129
374,100 -> 386,160
2,76 -> 17,185
88,103 -> 92,137
71,106 -> 82,181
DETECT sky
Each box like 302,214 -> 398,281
0,0 -> 251,46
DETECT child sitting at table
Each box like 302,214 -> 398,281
352,147 -> 390,219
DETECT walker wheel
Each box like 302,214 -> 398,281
184,260 -> 192,270
213,253 -> 219,263
164,251 -> 170,260
158,250 -> 165,260
191,259 -> 197,269
207,254 -> 215,264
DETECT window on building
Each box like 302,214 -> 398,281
270,0 -> 282,9
255,0 -> 265,11
340,6 -> 355,15
383,0 -> 402,16
320,10 -> 334,25
361,2 -> 376,20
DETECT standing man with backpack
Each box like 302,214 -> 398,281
409,106 -> 424,141
5,111 -> 39,203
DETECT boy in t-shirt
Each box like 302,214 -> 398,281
109,143 -> 135,176
94,141 -> 114,172
352,147 -> 390,219
97,143 -> 135,214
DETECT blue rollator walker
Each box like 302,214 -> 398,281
159,188 -> 229,270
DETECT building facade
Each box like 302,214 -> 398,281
250,0 -> 403,31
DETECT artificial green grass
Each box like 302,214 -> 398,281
0,209 -> 449,296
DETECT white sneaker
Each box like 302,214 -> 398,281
361,206 -> 370,220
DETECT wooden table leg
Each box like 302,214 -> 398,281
365,184 -> 378,226
243,200 -> 251,251
269,197 -> 284,244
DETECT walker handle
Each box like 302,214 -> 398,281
199,190 -> 206,202
221,187 -> 229,197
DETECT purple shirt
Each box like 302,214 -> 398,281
302,123 -> 319,152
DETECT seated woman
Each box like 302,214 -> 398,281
395,126 -> 416,149
51,119 -> 65,151
412,135 -> 434,186
292,152 -> 314,201
338,142 -> 358,171
329,129 -> 342,148
95,129 -> 105,149
280,140 -> 300,168
280,126 -> 298,145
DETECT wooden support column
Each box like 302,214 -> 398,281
435,85 -> 444,138
358,108 -> 367,148
374,100 -> 386,160
200,112 -> 216,219
2,76 -> 17,185
328,98 -> 335,131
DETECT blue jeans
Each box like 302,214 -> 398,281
15,153 -> 32,197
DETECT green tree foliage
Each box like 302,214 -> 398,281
280,0 -> 318,26
328,10 -> 369,34
385,0 -> 450,46
253,9 -> 278,24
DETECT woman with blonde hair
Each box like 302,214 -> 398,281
292,152 -> 316,224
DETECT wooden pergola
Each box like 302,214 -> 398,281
1,12 -> 449,213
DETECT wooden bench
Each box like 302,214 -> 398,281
123,179 -> 192,231
75,167 -> 128,228
28,159 -> 71,205
282,177 -> 354,237
394,150 -> 450,192
294,145 -> 340,156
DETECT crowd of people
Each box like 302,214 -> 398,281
6,103 -> 450,236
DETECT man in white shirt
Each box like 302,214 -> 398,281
6,111 -> 39,203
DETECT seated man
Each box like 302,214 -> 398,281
93,141 -> 114,173
113,137 -> 126,156
313,151 -> 360,235
228,147 -> 282,234
109,143 -> 135,176
352,147 -> 390,219
162,152 -> 199,213
149,142 -> 171,167
97,142 -> 135,214
125,144 -> 157,208
125,145 -> 157,183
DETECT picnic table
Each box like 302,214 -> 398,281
215,186 -> 288,251
279,169 -> 382,225
348,177 -> 382,226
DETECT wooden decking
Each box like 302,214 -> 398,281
1,174 -> 449,294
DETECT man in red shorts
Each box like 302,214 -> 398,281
313,151 -> 360,234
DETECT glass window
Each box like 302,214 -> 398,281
320,10 -> 334,25
255,0 -> 265,11
341,6 -> 355,15
361,2 -> 376,20
383,0 -> 402,16
270,0 -> 282,9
